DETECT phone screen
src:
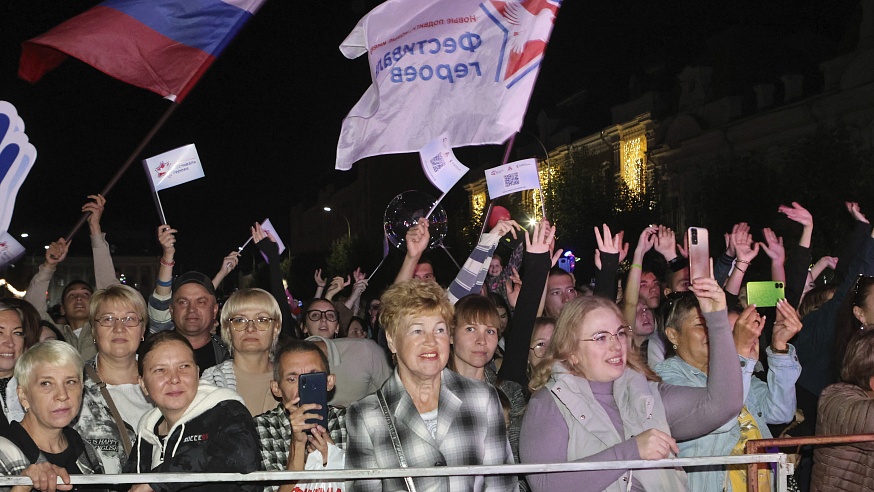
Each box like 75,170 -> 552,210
298,372 -> 329,430
746,281 -> 785,307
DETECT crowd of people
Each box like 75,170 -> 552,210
0,193 -> 873,492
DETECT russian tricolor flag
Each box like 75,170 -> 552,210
19,0 -> 265,102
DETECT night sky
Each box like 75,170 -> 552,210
0,0 -> 860,277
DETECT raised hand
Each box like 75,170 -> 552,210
731,224 -> 759,263
314,269 -> 326,288
593,224 -> 629,270
846,201 -> 869,224
689,277 -> 726,313
83,193 -> 106,234
405,218 -> 430,258
44,238 -> 70,267
504,267 -> 522,308
778,202 -> 812,227
732,304 -> 763,360
325,276 -> 351,300
157,225 -> 177,258
760,228 -> 785,264
490,219 -> 522,240
654,225 -> 679,262
772,298 -> 802,352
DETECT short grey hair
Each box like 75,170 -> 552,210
15,340 -> 83,388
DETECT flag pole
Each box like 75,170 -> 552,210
65,101 -> 180,241
152,190 -> 168,225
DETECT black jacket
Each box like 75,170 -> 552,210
126,384 -> 261,492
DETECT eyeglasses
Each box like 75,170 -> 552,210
228,316 -> 275,331
529,343 -> 547,359
306,310 -> 339,322
96,315 -> 141,328
579,327 -> 629,345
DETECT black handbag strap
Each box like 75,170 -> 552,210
376,389 -> 417,492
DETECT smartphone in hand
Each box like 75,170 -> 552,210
298,372 -> 329,431
686,227 -> 712,280
747,281 -> 785,307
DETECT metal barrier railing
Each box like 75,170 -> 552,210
745,433 -> 874,492
0,453 -> 791,490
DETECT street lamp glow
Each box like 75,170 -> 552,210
19,233 -> 28,238
323,206 -> 332,212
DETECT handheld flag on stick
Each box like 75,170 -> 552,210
257,218 -> 286,263
419,134 -> 468,218
142,144 -> 206,223
19,0 -> 267,102
336,0 -> 561,170
0,233 -> 26,269
485,158 -> 541,198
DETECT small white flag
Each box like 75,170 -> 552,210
485,158 -> 541,199
0,232 -> 25,268
259,218 -> 286,263
420,134 -> 468,193
143,144 -> 205,192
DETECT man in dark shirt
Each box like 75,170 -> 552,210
168,272 -> 229,374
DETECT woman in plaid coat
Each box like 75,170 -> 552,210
346,279 -> 517,492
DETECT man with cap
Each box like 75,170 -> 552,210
148,225 -> 238,374
24,195 -> 118,360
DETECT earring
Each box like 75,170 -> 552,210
672,344 -> 678,350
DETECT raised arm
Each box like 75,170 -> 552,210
149,226 -> 177,334
723,224 -> 759,297
85,194 -> 118,289
497,220 -> 555,387
757,299 -> 802,424
446,219 -> 521,304
211,251 -> 240,290
779,202 -> 814,307
592,224 -> 628,300
24,238 -> 69,318
621,227 -> 656,326
660,278 -> 744,440
760,227 -> 786,283
254,222 -> 296,339
394,218 -> 429,285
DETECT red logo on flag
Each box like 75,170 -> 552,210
485,0 -> 559,86
155,161 -> 170,178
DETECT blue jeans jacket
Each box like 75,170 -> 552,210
655,346 -> 800,491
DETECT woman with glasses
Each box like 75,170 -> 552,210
654,291 -> 801,491
201,288 -> 281,416
302,299 -> 340,338
520,278 -> 743,491
527,317 -> 556,375
75,284 -> 154,474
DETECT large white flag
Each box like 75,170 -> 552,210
337,0 -> 561,170
142,144 -> 205,192
485,158 -> 540,198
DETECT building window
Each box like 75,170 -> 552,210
620,135 -> 647,197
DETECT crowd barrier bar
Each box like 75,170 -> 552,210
0,453 -> 789,489
745,433 -> 874,492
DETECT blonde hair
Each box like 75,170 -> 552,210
219,288 -> 281,356
90,284 -> 147,325
528,296 -> 658,392
380,279 -> 454,339
15,340 -> 83,388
